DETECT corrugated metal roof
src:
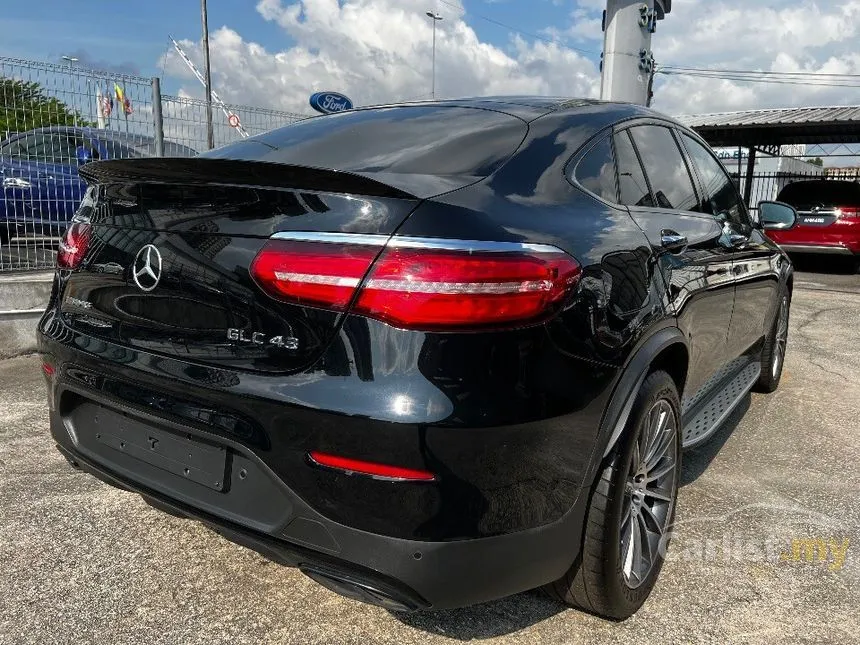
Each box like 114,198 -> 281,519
676,105 -> 860,147
678,105 -> 860,128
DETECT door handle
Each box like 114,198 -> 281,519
721,220 -> 748,247
728,232 -> 747,247
660,229 -> 688,253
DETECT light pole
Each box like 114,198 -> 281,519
426,11 -> 443,99
201,0 -> 214,150
61,56 -> 79,126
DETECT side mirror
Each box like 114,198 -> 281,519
75,146 -> 93,165
759,201 -> 797,230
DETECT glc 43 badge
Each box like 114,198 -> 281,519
226,328 -> 299,350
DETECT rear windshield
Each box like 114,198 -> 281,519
777,180 -> 860,208
202,106 -> 526,177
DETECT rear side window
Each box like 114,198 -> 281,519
629,126 -> 699,212
574,136 -> 617,203
614,131 -> 653,207
681,133 -> 746,223
204,106 -> 527,177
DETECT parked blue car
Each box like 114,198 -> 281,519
0,126 -> 196,242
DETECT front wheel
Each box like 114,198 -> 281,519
754,290 -> 790,393
545,370 -> 681,619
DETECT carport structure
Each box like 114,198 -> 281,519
678,105 -> 860,205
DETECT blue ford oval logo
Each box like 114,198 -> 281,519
309,91 -> 353,114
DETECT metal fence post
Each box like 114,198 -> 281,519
743,147 -> 757,206
151,77 -> 165,157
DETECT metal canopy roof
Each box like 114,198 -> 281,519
677,105 -> 860,147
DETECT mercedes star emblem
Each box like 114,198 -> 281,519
132,244 -> 163,292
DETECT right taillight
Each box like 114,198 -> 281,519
356,245 -> 580,330
836,207 -> 860,223
251,235 -> 581,330
57,222 -> 91,269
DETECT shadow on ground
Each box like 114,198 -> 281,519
390,590 -> 569,640
788,254 -> 858,275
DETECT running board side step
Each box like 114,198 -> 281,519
681,360 -> 761,449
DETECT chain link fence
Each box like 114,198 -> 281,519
1,55 -> 307,272
161,94 -> 306,153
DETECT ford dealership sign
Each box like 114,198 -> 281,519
309,92 -> 353,114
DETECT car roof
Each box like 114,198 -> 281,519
357,96 -> 662,122
19,125 -> 157,144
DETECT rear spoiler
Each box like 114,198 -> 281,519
78,157 -> 418,200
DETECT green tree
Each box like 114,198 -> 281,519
1,76 -> 94,136
807,157 -> 824,167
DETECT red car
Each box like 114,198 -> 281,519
770,180 -> 860,267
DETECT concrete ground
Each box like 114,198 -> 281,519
0,266 -> 857,645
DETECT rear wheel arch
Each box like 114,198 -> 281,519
648,343 -> 689,401
594,327 -> 689,463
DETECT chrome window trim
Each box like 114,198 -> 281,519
269,231 -> 390,246
270,231 -> 563,254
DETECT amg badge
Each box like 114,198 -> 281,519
227,328 -> 299,350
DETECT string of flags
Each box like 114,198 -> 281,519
96,83 -> 133,121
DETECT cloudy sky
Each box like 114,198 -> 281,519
4,0 -> 860,116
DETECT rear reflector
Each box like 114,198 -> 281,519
308,451 -> 436,482
57,222 -> 91,269
251,235 -> 581,330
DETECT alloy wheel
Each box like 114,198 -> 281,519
772,296 -> 789,379
620,399 -> 679,589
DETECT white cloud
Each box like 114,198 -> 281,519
159,0 -> 860,121
161,0 -> 599,116
651,0 -> 860,114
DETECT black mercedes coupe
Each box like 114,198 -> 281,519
38,97 -> 796,618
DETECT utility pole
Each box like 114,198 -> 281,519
201,0 -> 214,150
600,0 -> 671,105
426,11 -> 443,99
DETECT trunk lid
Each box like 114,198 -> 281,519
59,158 -> 421,373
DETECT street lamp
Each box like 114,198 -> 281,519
426,11 -> 443,99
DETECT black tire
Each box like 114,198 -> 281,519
754,289 -> 790,393
545,370 -> 681,620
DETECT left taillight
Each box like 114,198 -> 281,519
57,222 -> 91,269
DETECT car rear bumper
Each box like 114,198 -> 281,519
767,220 -> 860,255
47,385 -> 588,610
38,295 -> 610,609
